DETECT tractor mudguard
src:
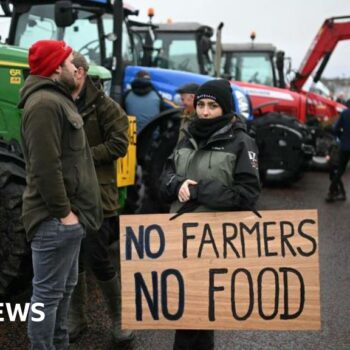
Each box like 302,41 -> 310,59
136,108 -> 182,165
124,108 -> 182,214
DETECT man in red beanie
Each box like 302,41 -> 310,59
18,40 -> 103,349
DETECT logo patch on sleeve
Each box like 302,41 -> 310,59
248,151 -> 259,169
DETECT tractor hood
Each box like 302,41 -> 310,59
0,43 -> 111,80
234,80 -> 345,124
123,66 -> 253,120
0,44 -> 29,68
234,80 -> 308,123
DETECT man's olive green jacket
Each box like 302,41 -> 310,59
77,77 -> 129,217
18,75 -> 103,241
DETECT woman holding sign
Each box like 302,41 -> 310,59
161,79 -> 261,350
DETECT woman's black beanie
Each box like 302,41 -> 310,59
194,79 -> 234,114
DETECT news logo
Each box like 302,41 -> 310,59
0,303 -> 45,322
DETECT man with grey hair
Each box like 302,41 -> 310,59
69,52 -> 133,346
176,83 -> 199,142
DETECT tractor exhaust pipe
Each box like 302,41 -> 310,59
214,22 -> 224,77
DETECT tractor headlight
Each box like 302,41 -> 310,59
235,90 -> 250,120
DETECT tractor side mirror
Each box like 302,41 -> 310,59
285,57 -> 292,75
0,0 -> 13,16
55,1 -> 76,27
276,50 -> 285,72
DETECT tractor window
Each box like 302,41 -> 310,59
64,16 -> 100,64
14,6 -> 57,47
104,16 -> 135,65
14,4 -> 101,64
202,45 -> 214,76
130,31 -> 144,65
169,40 -> 198,72
228,53 -> 274,86
121,21 -> 135,63
0,18 -> 10,43
151,33 -> 200,73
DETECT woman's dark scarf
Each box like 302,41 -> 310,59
188,113 -> 234,141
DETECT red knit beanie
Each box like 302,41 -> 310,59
29,40 -> 73,77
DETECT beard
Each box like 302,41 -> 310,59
58,67 -> 77,93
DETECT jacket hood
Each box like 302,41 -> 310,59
131,77 -> 154,96
211,113 -> 248,140
18,75 -> 72,108
83,76 -> 102,108
75,76 -> 102,113
232,113 -> 248,132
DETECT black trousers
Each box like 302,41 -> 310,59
78,216 -> 119,281
173,330 -> 214,350
329,150 -> 350,195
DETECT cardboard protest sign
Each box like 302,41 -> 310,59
120,210 -> 320,330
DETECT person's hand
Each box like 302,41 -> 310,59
60,211 -> 79,225
178,179 -> 198,203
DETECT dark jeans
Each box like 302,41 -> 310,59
173,330 -> 214,350
28,218 -> 85,350
78,217 -> 118,281
329,150 -> 350,195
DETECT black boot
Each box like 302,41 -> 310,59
325,191 -> 337,202
337,180 -> 346,201
326,179 -> 339,203
98,274 -> 135,347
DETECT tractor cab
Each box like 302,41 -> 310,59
5,0 -> 138,71
133,22 -> 215,75
221,42 -> 288,89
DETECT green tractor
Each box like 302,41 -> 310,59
0,44 -> 30,297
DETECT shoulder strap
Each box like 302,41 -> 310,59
151,87 -> 167,111
121,89 -> 132,108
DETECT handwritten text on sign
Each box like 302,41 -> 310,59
120,210 -> 320,330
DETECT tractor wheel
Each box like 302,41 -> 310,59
250,112 -> 313,185
136,109 -> 182,214
0,140 -> 31,299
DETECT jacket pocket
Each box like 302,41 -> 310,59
67,111 -> 86,151
174,148 -> 194,177
96,163 -> 116,185
205,151 -> 236,187
69,128 -> 86,151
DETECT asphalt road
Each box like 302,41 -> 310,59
1,169 -> 349,350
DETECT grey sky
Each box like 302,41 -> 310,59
1,0 -> 350,77
129,0 -> 350,78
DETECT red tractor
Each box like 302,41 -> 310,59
221,16 -> 350,174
